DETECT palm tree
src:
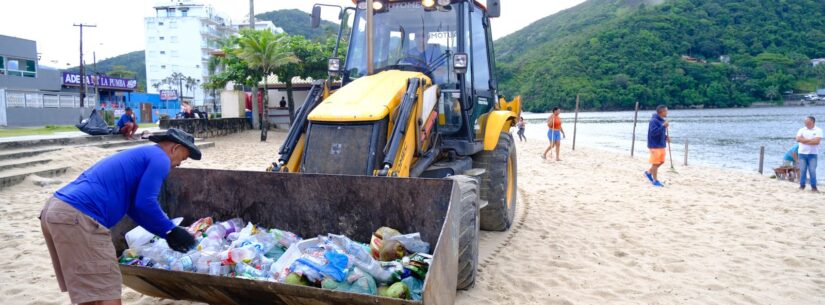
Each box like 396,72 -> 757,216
236,30 -> 300,141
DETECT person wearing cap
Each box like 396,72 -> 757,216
39,128 -> 201,305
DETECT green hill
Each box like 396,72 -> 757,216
65,50 -> 146,90
495,0 -> 825,111
256,9 -> 339,41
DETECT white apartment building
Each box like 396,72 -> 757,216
236,19 -> 285,34
144,0 -> 235,106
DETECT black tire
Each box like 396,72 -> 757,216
474,132 -> 518,231
448,175 -> 480,290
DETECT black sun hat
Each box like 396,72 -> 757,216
148,128 -> 202,160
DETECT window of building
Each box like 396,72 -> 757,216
170,36 -> 178,43
171,51 -> 179,57
158,21 -> 164,26
161,65 -> 166,69
148,36 -> 156,42
166,8 -> 175,17
181,9 -> 188,17
169,20 -> 177,28
159,36 -> 165,41
160,51 -> 166,55
0,56 -> 4,75
5,57 -> 36,77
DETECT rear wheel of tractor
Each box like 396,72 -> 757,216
448,175 -> 480,290
474,132 -> 517,231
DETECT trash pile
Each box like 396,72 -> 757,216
119,217 -> 431,300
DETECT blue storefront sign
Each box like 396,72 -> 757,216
62,72 -> 138,91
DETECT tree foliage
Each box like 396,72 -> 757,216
495,0 -> 825,111
255,9 -> 339,41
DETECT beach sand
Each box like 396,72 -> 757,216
1,131 -> 822,304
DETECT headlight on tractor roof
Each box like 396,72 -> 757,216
453,53 -> 468,74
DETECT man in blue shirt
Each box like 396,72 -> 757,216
783,143 -> 799,167
40,128 -> 200,305
116,107 -> 138,140
644,105 -> 670,187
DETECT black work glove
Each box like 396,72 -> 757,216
166,226 -> 197,253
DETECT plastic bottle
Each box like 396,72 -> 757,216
198,233 -> 225,252
171,252 -> 201,272
219,218 -> 244,236
195,253 -> 219,273
204,224 -> 226,240
235,262 -> 268,279
221,246 -> 257,265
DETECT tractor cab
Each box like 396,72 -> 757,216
314,0 -> 502,154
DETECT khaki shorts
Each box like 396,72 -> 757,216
40,197 -> 122,303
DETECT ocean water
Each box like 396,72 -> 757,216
521,106 -> 825,179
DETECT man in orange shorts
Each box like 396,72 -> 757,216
644,105 -> 669,187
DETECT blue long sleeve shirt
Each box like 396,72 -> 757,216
55,145 -> 176,237
647,113 -> 667,149
117,114 -> 134,128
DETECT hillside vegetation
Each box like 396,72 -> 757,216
495,0 -> 825,111
256,9 -> 339,41
65,50 -> 146,90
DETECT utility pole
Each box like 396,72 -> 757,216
73,23 -> 96,118
249,0 -> 260,130
93,52 -> 99,106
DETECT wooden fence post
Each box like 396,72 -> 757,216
758,146 -> 765,174
631,101 -> 640,157
572,95 -> 580,151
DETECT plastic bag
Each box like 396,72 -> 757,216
402,276 -> 424,301
290,245 -> 349,282
125,217 -> 183,249
388,233 -> 430,254
270,238 -> 320,282
321,267 -> 377,295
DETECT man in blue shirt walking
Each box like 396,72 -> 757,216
644,105 -> 670,187
40,128 -> 200,305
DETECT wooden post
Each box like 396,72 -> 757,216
631,101 -> 640,157
683,139 -> 689,166
758,146 -> 765,174
572,95 -> 580,151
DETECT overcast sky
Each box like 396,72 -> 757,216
1,0 -> 585,69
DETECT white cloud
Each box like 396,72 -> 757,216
1,0 -> 583,69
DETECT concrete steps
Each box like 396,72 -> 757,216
0,158 -> 53,172
0,147 -> 62,162
0,164 -> 69,189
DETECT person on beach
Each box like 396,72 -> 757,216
783,143 -> 799,167
39,129 -> 200,305
542,107 -> 566,161
795,116 -> 821,192
516,116 -> 527,142
116,107 -> 138,140
645,105 -> 669,187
